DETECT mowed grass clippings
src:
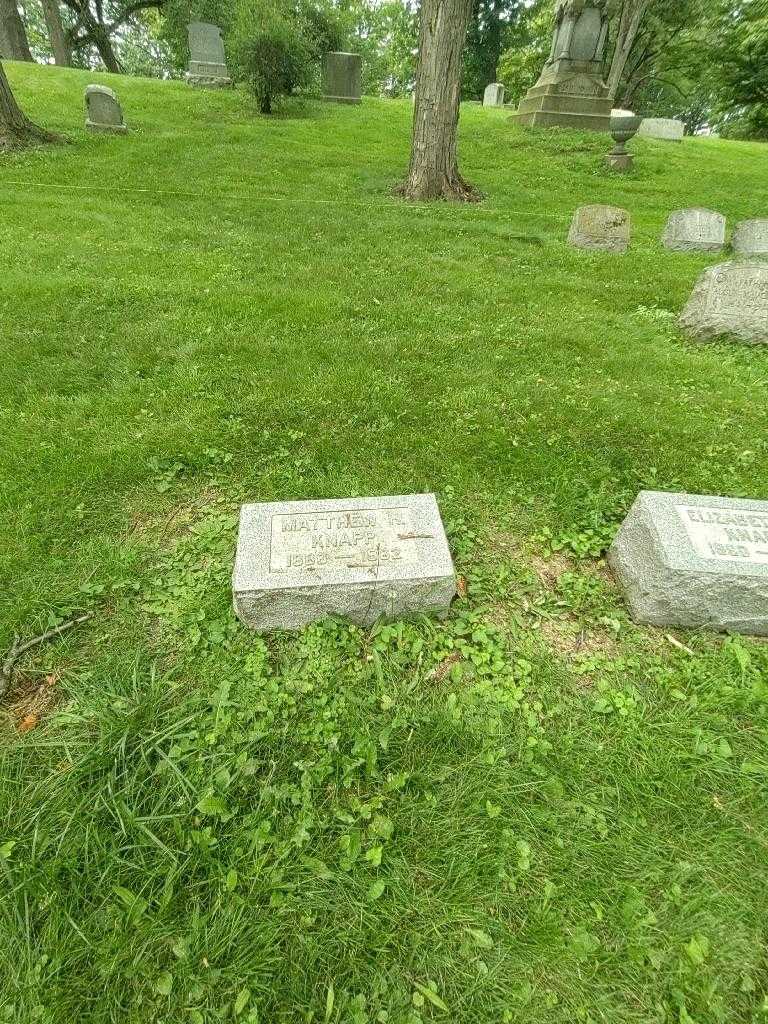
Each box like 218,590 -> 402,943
0,62 -> 767,1023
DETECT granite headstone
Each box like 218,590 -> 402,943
186,22 -> 231,87
637,117 -> 684,141
85,85 -> 127,134
233,494 -> 456,631
732,220 -> 768,258
568,204 -> 630,253
483,83 -> 505,107
322,52 -> 362,104
609,490 -> 768,635
679,260 -> 768,344
662,208 -> 726,253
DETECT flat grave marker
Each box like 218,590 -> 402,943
233,494 -> 456,631
732,219 -> 768,258
609,490 -> 768,635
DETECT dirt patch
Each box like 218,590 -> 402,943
3,672 -> 61,735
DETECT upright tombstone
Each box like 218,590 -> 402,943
512,0 -> 612,132
662,208 -> 726,253
609,490 -> 768,635
637,117 -> 684,141
732,220 -> 768,258
322,52 -> 362,105
483,83 -> 505,108
679,261 -> 768,344
84,85 -> 127,134
233,494 -> 456,631
568,204 -> 630,253
186,22 -> 231,88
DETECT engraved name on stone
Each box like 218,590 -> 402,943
678,504 -> 768,564
270,507 -> 419,572
707,268 -> 768,313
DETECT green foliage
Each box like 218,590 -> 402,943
709,0 -> 768,139
344,0 -> 418,97
463,0 -> 537,101
496,0 -> 550,104
231,0 -> 343,113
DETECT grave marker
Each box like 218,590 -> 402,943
609,490 -> 768,635
568,204 -> 630,253
233,494 -> 456,631
322,52 -> 362,104
483,83 -> 505,108
85,85 -> 127,134
186,22 -> 231,87
662,208 -> 726,253
637,117 -> 684,141
679,260 -> 768,344
732,219 -> 768,258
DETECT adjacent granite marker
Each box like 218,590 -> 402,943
322,52 -> 362,104
233,494 -> 456,631
662,208 -> 726,253
609,490 -> 768,635
186,22 -> 231,87
483,83 -> 505,108
512,1 -> 612,132
732,219 -> 768,258
637,117 -> 684,141
85,85 -> 127,134
568,204 -> 630,253
679,260 -> 768,344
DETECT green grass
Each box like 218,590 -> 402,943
1,61 -> 768,1023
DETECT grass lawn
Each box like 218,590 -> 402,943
1,61 -> 768,1023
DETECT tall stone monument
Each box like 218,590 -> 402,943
186,22 -> 231,88
512,0 -> 611,131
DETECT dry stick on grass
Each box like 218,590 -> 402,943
0,612 -> 94,700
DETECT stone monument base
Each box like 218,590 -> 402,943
86,120 -> 128,134
512,59 -> 611,132
185,61 -> 232,88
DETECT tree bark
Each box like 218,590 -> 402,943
41,0 -> 71,66
400,0 -> 480,201
0,0 -> 33,61
606,0 -> 650,101
0,59 -> 57,147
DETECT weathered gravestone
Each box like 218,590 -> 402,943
679,260 -> 768,344
483,83 -> 505,108
186,22 -> 231,87
85,85 -> 127,134
233,494 -> 456,631
568,204 -> 630,253
732,219 -> 768,258
609,490 -> 768,635
322,52 -> 362,104
662,208 -> 726,253
637,117 -> 684,141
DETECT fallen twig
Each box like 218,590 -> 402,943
0,612 -> 93,700
665,633 -> 695,657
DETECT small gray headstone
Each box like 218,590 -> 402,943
233,494 -> 456,632
662,208 -> 726,253
732,219 -> 768,258
322,52 -> 362,105
568,205 -> 630,253
186,22 -> 231,87
679,260 -> 768,344
609,490 -> 768,635
483,83 -> 505,108
637,117 -> 684,141
85,85 -> 127,134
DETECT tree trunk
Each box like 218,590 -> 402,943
68,1 -> 121,72
606,0 -> 649,101
400,0 -> 479,201
41,0 -> 71,66
0,0 -> 33,61
0,59 -> 57,146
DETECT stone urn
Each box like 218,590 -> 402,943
608,113 -> 642,172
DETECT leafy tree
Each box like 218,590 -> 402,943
708,0 -> 768,139
344,0 -> 418,97
232,0 -> 343,113
400,0 -> 478,200
496,0 -> 549,104
462,0 -> 532,99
